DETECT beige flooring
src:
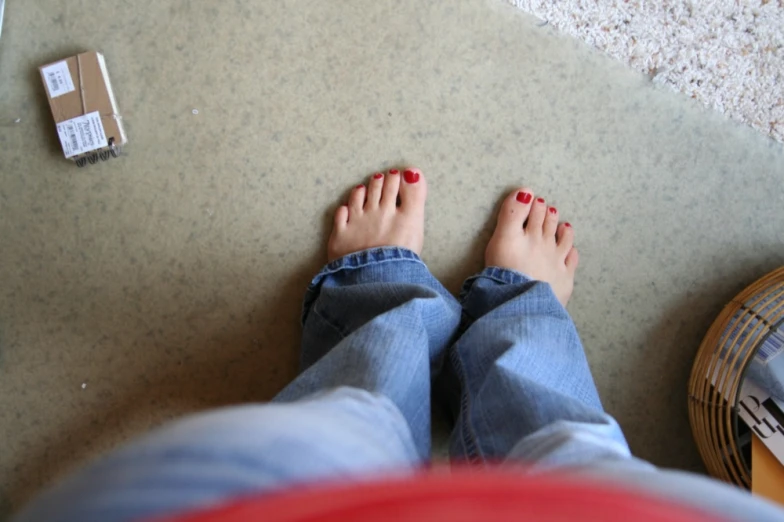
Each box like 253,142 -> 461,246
2,0 -> 784,516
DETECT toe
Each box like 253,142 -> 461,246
526,197 -> 547,235
399,168 -> 427,213
543,205 -> 559,238
380,169 -> 401,209
366,172 -> 384,208
565,247 -> 580,272
334,205 -> 349,227
556,222 -> 574,255
496,188 -> 534,234
349,184 -> 365,213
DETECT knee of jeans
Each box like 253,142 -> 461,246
304,386 -> 406,420
107,387 -> 407,458
505,418 -> 631,469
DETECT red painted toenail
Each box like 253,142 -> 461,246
516,191 -> 533,204
548,207 -> 557,214
356,184 -> 364,189
403,170 -> 420,184
564,222 -> 572,228
388,169 -> 399,175
536,197 -> 545,203
373,173 -> 383,179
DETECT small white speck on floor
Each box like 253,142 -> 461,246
192,109 -> 199,115
206,208 -> 214,217
14,118 -> 21,124
81,382 -> 87,389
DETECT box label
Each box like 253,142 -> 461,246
56,111 -> 108,158
738,378 -> 784,465
42,61 -> 76,98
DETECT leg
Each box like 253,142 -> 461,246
13,389 -> 418,522
448,188 -> 629,463
274,167 -> 461,459
14,168 -> 460,522
445,190 -> 784,521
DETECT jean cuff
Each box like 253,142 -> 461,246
459,266 -> 534,300
314,247 -> 425,279
302,247 -> 428,324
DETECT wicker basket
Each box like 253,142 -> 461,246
688,266 -> 784,488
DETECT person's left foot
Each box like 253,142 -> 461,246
327,169 -> 427,261
485,188 -> 578,306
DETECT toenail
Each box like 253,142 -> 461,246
403,170 -> 420,184
536,197 -> 545,203
389,169 -> 399,175
548,207 -> 557,214
356,184 -> 364,189
373,173 -> 383,180
564,222 -> 572,228
516,191 -> 533,204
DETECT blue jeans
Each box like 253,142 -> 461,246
13,248 -> 784,522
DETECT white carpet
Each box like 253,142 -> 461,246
507,0 -> 784,144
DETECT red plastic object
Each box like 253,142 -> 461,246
155,468 -> 720,522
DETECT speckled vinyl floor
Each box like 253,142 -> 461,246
1,0 -> 783,516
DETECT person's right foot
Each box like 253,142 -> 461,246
485,188 -> 579,306
327,168 -> 427,261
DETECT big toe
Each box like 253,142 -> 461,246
496,188 -> 534,234
399,168 -> 427,213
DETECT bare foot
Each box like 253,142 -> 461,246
485,189 -> 579,306
328,168 -> 427,261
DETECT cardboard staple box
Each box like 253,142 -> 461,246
39,51 -> 127,167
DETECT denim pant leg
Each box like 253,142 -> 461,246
444,268 -> 784,521
448,267 -> 630,463
12,389 -> 419,522
14,248 -> 461,522
275,247 -> 462,459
